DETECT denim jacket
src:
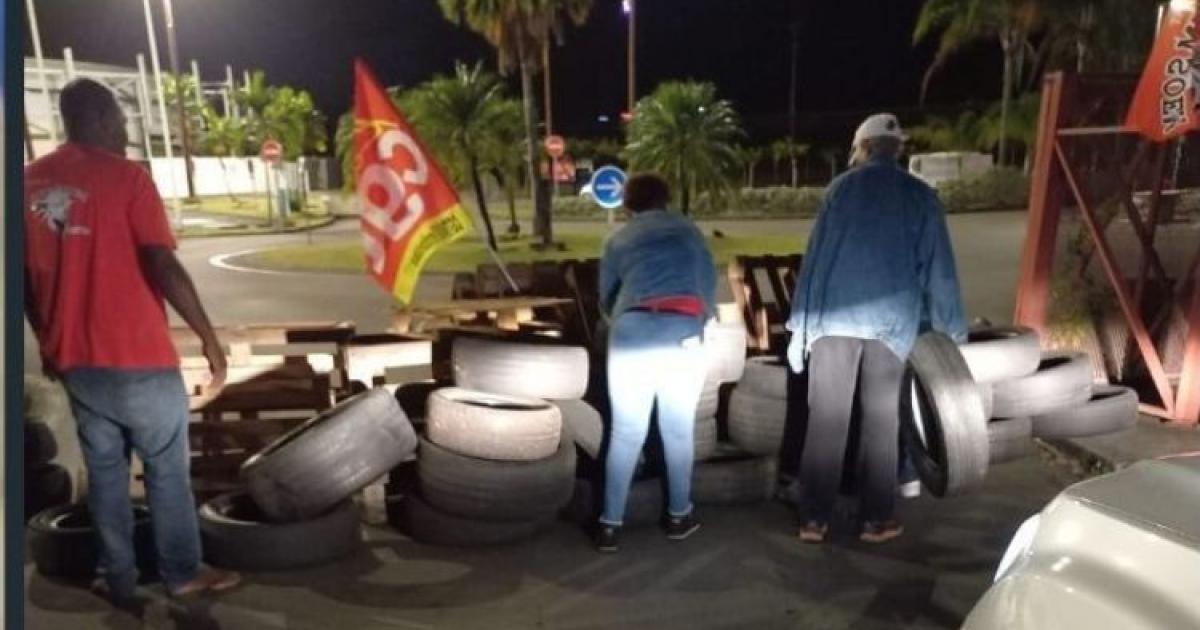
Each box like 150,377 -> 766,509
599,209 -> 717,328
786,156 -> 967,371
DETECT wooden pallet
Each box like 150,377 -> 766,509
728,254 -> 803,353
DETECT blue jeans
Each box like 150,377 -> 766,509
602,311 -> 706,526
61,368 -> 201,596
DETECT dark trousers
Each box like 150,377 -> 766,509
801,336 -> 903,524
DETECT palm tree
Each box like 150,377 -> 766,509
624,81 -> 744,215
438,0 -> 594,248
404,62 -> 516,250
819,147 -> 841,182
770,138 -> 809,187
913,0 -> 1045,165
735,145 -> 766,188
906,111 -> 982,153
200,106 -> 248,202
481,98 -> 528,236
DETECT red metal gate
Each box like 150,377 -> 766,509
1015,72 -> 1200,424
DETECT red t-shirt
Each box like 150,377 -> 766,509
24,143 -> 180,371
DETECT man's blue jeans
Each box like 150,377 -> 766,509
61,368 -> 201,596
602,311 -> 706,526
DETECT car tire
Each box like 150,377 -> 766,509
988,417 -> 1034,464
400,493 -> 550,547
552,399 -> 604,460
727,386 -> 787,456
199,492 -> 360,572
992,352 -> 1094,419
417,436 -> 576,522
452,336 -> 589,400
695,416 -> 718,461
705,322 -> 748,384
739,357 -> 789,399
900,332 -> 990,498
692,455 -> 777,505
959,326 -> 1042,384
24,465 -> 73,523
242,387 -> 418,522
695,378 -> 721,421
29,504 -> 157,580
426,388 -> 562,461
1032,385 -> 1138,439
25,422 -> 59,467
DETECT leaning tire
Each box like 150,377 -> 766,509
988,417 -> 1034,464
25,422 -> 59,467
959,326 -> 1042,384
242,387 -> 418,522
727,386 -> 787,456
694,416 -> 718,461
552,399 -> 604,460
1032,385 -> 1138,439
29,504 -> 157,580
992,352 -> 1094,418
692,455 -> 777,505
417,436 -> 576,522
900,332 -> 990,498
25,465 -> 72,523
199,492 -> 360,572
452,336 -> 589,400
695,378 -> 720,421
400,493 -> 549,547
704,322 -> 747,383
427,388 -> 562,461
739,357 -> 789,399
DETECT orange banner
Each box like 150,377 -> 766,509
353,59 -> 470,303
1126,3 -> 1200,142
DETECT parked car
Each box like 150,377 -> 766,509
908,152 -> 993,188
963,454 -> 1200,629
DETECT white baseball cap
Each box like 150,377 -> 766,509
851,113 -> 906,148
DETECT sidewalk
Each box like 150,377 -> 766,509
1048,417 -> 1200,474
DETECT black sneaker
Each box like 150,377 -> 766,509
595,524 -> 620,553
664,513 -> 701,541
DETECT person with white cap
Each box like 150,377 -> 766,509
783,113 -> 967,544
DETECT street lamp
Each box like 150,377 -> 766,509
161,0 -> 197,200
624,0 -> 636,116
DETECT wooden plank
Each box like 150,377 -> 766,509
343,335 -> 433,388
172,321 -> 356,347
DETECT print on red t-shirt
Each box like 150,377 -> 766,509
24,143 -> 180,371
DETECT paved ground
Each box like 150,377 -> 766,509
23,210 -> 1070,629
24,455 -> 1077,630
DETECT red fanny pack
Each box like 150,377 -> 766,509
637,295 -> 705,316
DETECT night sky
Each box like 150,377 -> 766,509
24,0 -> 1000,147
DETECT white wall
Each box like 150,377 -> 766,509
150,156 -> 274,199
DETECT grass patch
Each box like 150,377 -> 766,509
186,195 -> 326,221
239,230 -> 801,274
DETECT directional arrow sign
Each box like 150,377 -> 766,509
589,165 -> 627,209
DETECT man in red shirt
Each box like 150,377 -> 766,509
24,79 -> 239,604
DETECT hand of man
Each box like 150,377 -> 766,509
202,340 -> 228,394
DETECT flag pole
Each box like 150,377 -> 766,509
465,202 -> 520,293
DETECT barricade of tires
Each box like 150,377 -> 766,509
959,326 -> 1138,465
204,387 -> 417,571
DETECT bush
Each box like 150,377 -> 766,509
937,167 -> 1030,213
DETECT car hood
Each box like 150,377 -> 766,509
1063,454 -> 1200,546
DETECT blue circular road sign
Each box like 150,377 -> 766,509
588,166 -> 627,209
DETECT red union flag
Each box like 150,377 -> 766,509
1126,2 -> 1200,142
354,59 -> 470,302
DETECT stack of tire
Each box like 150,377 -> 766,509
396,336 -> 585,546
24,376 -> 82,521
960,326 -> 1138,465
199,387 -> 418,572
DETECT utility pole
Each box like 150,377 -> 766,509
788,17 -> 801,187
162,0 -> 197,199
626,0 -> 637,115
142,0 -> 180,225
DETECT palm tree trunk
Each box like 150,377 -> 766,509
516,37 -> 551,247
748,163 -> 755,188
679,162 -> 690,215
790,156 -> 799,188
468,155 -> 498,251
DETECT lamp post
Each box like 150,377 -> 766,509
624,0 -> 636,115
162,0 -> 197,200
141,0 -> 181,226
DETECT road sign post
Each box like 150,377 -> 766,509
260,140 -> 284,228
545,135 -> 565,197
587,165 -> 627,226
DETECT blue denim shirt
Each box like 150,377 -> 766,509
599,209 -> 717,326
786,156 -> 967,371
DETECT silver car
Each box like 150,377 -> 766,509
963,455 -> 1200,629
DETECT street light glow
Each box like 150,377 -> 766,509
622,0 -> 631,15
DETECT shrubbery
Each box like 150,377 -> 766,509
550,168 -> 1031,219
